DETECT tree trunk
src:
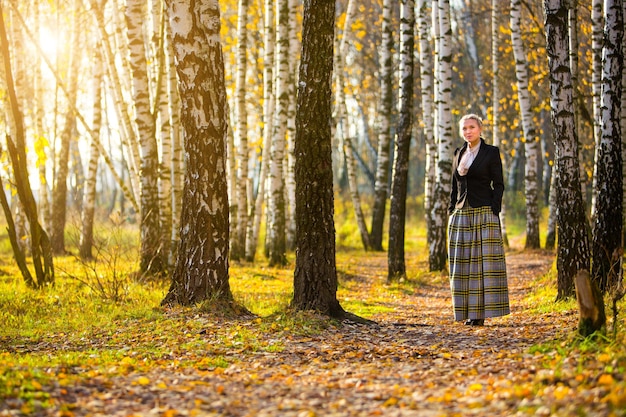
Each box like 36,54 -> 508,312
154,6 -> 174,271
590,0 -> 604,219
126,0 -> 165,276
492,0 -> 509,247
231,0 -> 250,261
430,0 -> 453,272
162,0 -> 232,306
51,4 -> 80,255
591,0 -> 623,293
511,0 -> 541,249
267,0 -> 289,266
417,0 -> 436,260
388,0 -> 414,282
0,3 -> 54,288
335,0 -> 371,251
246,0 -> 275,262
284,0 -> 300,251
544,0 -> 591,300
292,0 -> 345,318
574,270 -> 606,336
369,0 -> 394,252
80,48 -> 104,260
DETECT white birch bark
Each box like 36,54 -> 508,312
126,0 -> 165,275
231,0 -> 250,261
544,0 -> 590,299
430,0 -> 453,271
510,0 -> 541,248
370,0 -> 394,251
284,0 -> 299,250
591,0 -> 623,292
163,0 -> 232,305
153,2 -> 174,268
591,0 -> 604,218
166,19 -> 183,254
80,48 -> 104,260
492,0 -> 509,246
335,0 -> 371,250
246,0 -> 275,262
267,0 -> 289,266
417,0 -> 436,253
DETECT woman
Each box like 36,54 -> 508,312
448,114 -> 510,326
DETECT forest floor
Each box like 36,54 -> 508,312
2,248 -> 626,416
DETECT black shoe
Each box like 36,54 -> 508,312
471,319 -> 484,326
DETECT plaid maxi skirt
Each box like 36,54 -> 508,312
448,205 -> 510,321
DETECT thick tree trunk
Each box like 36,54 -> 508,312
544,0 -> 591,300
292,0 -> 344,318
162,0 -> 232,306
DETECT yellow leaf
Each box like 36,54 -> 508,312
598,353 -> 611,363
136,376 -> 150,386
554,385 -> 570,400
598,374 -> 614,385
468,383 -> 483,392
383,397 -> 398,407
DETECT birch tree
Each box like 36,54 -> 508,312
417,0 -> 436,260
80,47 -> 104,260
335,0 -> 371,250
591,0 -> 604,218
544,0 -> 590,300
510,0 -> 541,249
50,1 -> 80,255
231,0 -> 249,261
162,0 -> 232,306
369,0 -> 394,252
126,0 -> 165,276
246,0 -> 275,262
591,0 -> 623,293
0,2 -> 54,288
492,0 -> 509,247
429,0 -> 453,272
388,0 -> 414,282
284,0 -> 300,250
267,0 -> 289,266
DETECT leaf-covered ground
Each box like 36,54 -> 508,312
2,250 -> 626,416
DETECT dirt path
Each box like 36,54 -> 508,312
24,249 -> 589,417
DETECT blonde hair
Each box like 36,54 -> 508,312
459,114 -> 483,136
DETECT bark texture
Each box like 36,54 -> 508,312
292,0 -> 344,318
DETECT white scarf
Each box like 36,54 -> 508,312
457,142 -> 480,176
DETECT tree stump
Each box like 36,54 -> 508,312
574,270 -> 606,337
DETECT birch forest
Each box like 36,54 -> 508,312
0,0 -> 624,298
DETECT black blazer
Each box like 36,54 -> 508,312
448,138 -> 504,215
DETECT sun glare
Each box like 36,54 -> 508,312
38,26 -> 60,59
